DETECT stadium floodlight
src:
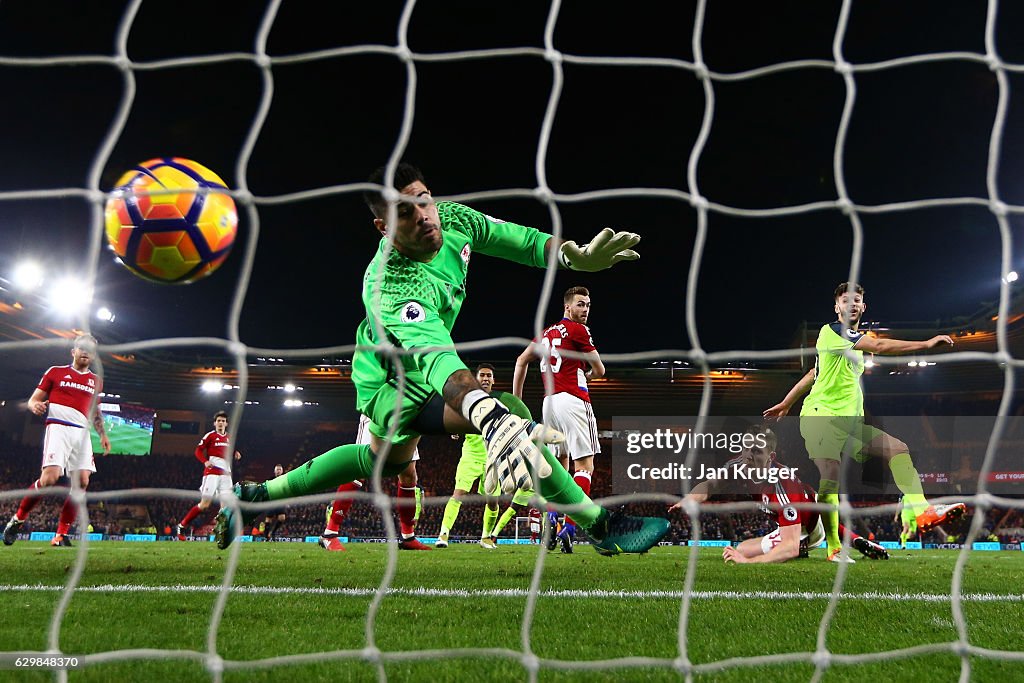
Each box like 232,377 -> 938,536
47,276 -> 91,316
283,398 -> 302,407
201,380 -> 222,393
12,261 -> 44,290
96,306 -> 115,322
908,361 -> 919,367
864,355 -> 876,368
284,383 -> 296,393
1003,271 -> 1018,284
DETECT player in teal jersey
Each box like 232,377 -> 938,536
436,363 -> 536,548
215,163 -> 669,555
764,282 -> 966,562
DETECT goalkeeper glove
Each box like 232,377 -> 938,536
558,227 -> 640,272
463,393 -> 561,495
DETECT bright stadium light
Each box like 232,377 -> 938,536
864,355 -> 875,368
47,276 -> 91,316
201,380 -> 222,393
96,306 -> 115,322
12,261 -> 44,290
1003,270 -> 1018,284
283,398 -> 302,407
908,360 -> 919,367
284,383 -> 296,393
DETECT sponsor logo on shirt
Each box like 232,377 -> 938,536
59,381 -> 96,394
401,302 -> 426,323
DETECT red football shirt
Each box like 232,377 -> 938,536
195,431 -> 233,476
38,365 -> 100,428
538,318 -> 597,402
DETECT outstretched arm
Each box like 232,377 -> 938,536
512,345 -> 535,399
668,479 -> 722,512
855,334 -> 953,355
763,368 -> 815,419
723,523 -> 801,564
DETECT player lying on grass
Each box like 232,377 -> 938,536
764,282 -> 965,562
669,424 -> 889,563
215,162 -> 669,556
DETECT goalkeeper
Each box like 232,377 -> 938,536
216,163 -> 669,554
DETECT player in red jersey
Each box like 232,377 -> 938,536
319,414 -> 429,551
669,424 -> 889,563
176,411 -> 241,539
528,507 -> 543,543
4,334 -> 111,548
513,286 -> 604,534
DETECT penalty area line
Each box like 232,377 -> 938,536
2,584 -> 1023,602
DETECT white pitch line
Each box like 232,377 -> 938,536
2,584 -> 1022,603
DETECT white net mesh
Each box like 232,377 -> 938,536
1,0 -> 1024,680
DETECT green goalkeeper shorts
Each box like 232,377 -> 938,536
356,375 -> 436,447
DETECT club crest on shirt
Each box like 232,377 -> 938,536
401,302 -> 425,323
845,328 -> 859,338
460,243 -> 472,265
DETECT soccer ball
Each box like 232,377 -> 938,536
104,157 -> 238,284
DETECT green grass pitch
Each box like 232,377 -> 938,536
0,542 -> 1022,681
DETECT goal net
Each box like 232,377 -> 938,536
0,0 -> 1022,681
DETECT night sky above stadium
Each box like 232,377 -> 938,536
1,1 -> 1023,359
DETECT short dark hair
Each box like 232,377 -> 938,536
834,282 -> 864,299
213,410 -> 229,422
363,162 -> 426,218
476,363 -> 496,374
745,423 -> 777,453
563,286 -> 589,306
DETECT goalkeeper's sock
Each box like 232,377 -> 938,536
493,507 -> 517,537
325,483 -> 359,534
482,506 -> 498,538
900,530 -> 908,548
819,478 -> 841,552
397,486 -> 417,538
535,445 -> 603,529
889,453 -> 929,515
441,498 -> 462,536
413,486 -> 422,524
267,444 -> 375,500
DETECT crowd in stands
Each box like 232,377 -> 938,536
2,432 -> 1021,546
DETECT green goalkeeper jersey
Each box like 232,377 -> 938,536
462,390 -> 533,460
352,202 -> 550,406
800,322 -> 866,417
